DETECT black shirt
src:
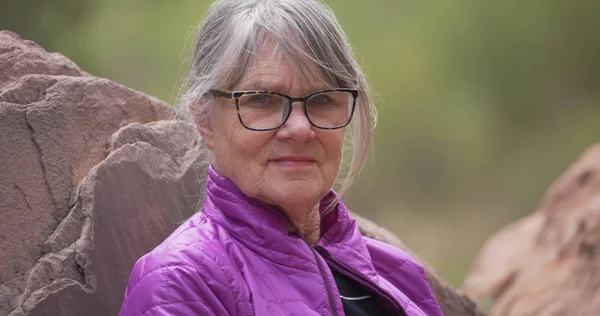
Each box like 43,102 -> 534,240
330,268 -> 406,316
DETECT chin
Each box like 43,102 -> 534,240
268,181 -> 325,207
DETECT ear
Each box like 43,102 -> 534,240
189,100 -> 215,150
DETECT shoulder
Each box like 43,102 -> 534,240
119,214 -> 250,316
363,236 -> 428,288
363,236 -> 417,266
363,237 -> 443,316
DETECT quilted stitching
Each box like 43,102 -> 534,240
119,167 -> 443,316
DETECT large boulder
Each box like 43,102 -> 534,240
11,121 -> 208,316
0,31 -> 173,315
0,31 -> 484,316
464,144 -> 600,316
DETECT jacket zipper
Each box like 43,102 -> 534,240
311,247 -> 340,316
301,239 -> 339,316
316,247 -> 407,316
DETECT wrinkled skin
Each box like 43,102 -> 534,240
192,39 -> 346,244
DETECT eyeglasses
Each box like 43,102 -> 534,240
207,88 -> 358,131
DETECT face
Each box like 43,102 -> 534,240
196,40 -> 346,217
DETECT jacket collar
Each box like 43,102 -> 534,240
202,165 -> 374,269
203,165 -> 290,239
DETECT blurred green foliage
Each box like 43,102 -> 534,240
3,0 -> 599,287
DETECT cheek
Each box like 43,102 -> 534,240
211,111 -> 273,182
320,130 -> 346,174
226,123 -> 272,162
211,110 -> 240,169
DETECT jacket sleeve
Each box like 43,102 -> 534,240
119,250 -> 238,316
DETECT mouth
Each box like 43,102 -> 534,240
270,156 -> 317,168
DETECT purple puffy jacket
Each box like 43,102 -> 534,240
119,167 -> 443,315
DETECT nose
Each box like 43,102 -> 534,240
276,102 -> 316,141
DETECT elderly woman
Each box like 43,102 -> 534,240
119,0 -> 442,315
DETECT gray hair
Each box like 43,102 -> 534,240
179,0 -> 376,198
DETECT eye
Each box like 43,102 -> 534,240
310,94 -> 330,105
239,93 -> 285,109
249,94 -> 269,104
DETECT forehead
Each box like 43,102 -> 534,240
235,38 -> 331,93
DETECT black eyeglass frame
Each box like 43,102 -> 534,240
207,88 -> 358,131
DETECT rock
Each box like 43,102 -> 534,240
0,31 -> 88,91
0,31 -> 172,315
17,121 -> 207,316
464,144 -> 600,316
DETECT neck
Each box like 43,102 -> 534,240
283,204 -> 321,246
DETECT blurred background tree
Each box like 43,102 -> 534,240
2,0 -> 599,287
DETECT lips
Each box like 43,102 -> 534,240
270,156 -> 317,167
273,156 -> 316,162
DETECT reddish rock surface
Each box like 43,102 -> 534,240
0,31 -> 173,315
464,144 -> 600,316
16,121 -> 208,316
0,31 -> 88,91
